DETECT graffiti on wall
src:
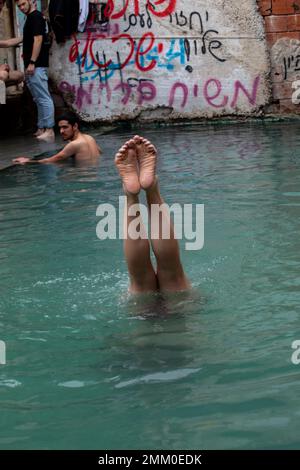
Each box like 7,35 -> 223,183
68,4 -> 226,86
59,75 -> 261,111
103,0 -> 177,19
282,55 -> 300,80
52,0 -> 269,120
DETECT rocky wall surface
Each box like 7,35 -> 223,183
49,0 -> 271,122
258,0 -> 300,113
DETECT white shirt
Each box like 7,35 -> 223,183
78,0 -> 89,32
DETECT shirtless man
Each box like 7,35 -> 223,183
115,135 -> 190,293
13,112 -> 101,165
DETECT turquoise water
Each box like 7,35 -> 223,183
1,123 -> 300,450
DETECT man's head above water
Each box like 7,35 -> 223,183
57,112 -> 81,141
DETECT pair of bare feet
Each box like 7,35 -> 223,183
34,128 -> 55,143
115,135 -> 191,294
115,135 -> 157,194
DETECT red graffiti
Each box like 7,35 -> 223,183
90,34 -> 113,69
69,35 -> 80,64
69,32 -> 113,69
104,0 -> 138,19
88,33 -> 136,70
104,0 -> 176,19
135,33 -> 156,72
148,0 -> 177,17
69,31 -> 158,72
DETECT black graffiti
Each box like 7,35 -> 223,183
171,10 -> 226,63
127,77 -> 155,88
183,33 -> 225,63
123,5 -> 153,32
170,9 -> 210,31
170,10 -> 209,31
283,55 -> 300,80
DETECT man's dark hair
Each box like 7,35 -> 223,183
57,112 -> 80,128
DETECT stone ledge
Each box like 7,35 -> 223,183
0,80 -> 6,104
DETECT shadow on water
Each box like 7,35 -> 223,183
124,287 -> 204,319
99,288 -> 206,397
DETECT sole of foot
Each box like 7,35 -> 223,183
115,139 -> 140,195
133,135 -> 157,190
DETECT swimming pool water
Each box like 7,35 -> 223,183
0,123 -> 300,449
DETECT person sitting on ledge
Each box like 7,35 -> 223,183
13,112 -> 101,165
0,37 -> 24,87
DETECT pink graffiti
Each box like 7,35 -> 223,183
113,82 -> 132,104
76,84 -> 94,108
137,81 -> 157,104
59,81 -> 94,109
231,76 -> 260,108
98,82 -> 112,104
203,79 -> 229,108
59,75 -> 261,112
170,76 -> 260,109
169,83 -> 189,108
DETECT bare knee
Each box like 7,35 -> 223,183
0,70 -> 9,82
9,70 -> 24,84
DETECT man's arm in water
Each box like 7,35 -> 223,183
13,142 -> 80,165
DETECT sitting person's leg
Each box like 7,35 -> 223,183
115,139 -> 158,293
134,136 -> 190,292
0,65 -> 23,87
6,69 -> 23,87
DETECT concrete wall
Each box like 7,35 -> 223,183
49,0 -> 271,122
0,2 -> 15,69
257,0 -> 300,113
